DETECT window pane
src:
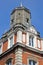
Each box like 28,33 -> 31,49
32,37 -> 34,46
10,37 -> 13,47
29,60 -> 36,65
29,60 -> 31,65
29,37 -> 31,46
6,59 -> 12,65
29,36 -> 34,47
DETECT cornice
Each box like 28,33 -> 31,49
11,6 -> 31,15
0,42 -> 43,59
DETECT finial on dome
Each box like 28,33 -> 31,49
20,2 -> 23,7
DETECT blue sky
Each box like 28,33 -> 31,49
0,0 -> 43,38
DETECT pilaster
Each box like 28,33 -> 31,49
26,32 -> 29,46
17,31 -> 22,43
15,47 -> 23,65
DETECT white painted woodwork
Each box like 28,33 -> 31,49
8,34 -> 14,49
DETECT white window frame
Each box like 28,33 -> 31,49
8,34 -> 14,49
0,42 -> 3,54
29,36 -> 34,47
27,58 -> 39,65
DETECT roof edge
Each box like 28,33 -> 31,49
0,42 -> 43,59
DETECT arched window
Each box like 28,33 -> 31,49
6,58 -> 12,65
27,56 -> 38,65
29,60 -> 37,65
29,36 -> 34,47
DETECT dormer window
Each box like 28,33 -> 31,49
8,34 -> 14,49
29,36 -> 34,47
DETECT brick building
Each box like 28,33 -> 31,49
0,5 -> 43,65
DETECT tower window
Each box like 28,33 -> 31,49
26,18 -> 29,23
18,13 -> 20,15
11,19 -> 14,24
29,36 -> 34,47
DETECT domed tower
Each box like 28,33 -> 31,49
9,6 -> 32,65
10,5 -> 31,30
0,5 -> 43,65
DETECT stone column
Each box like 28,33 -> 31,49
17,31 -> 22,43
34,35 -> 37,48
26,32 -> 30,46
15,48 -> 22,65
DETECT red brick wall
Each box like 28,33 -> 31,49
0,52 -> 15,65
2,35 -> 17,53
0,48 -> 43,65
22,51 -> 43,65
3,41 -> 8,53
